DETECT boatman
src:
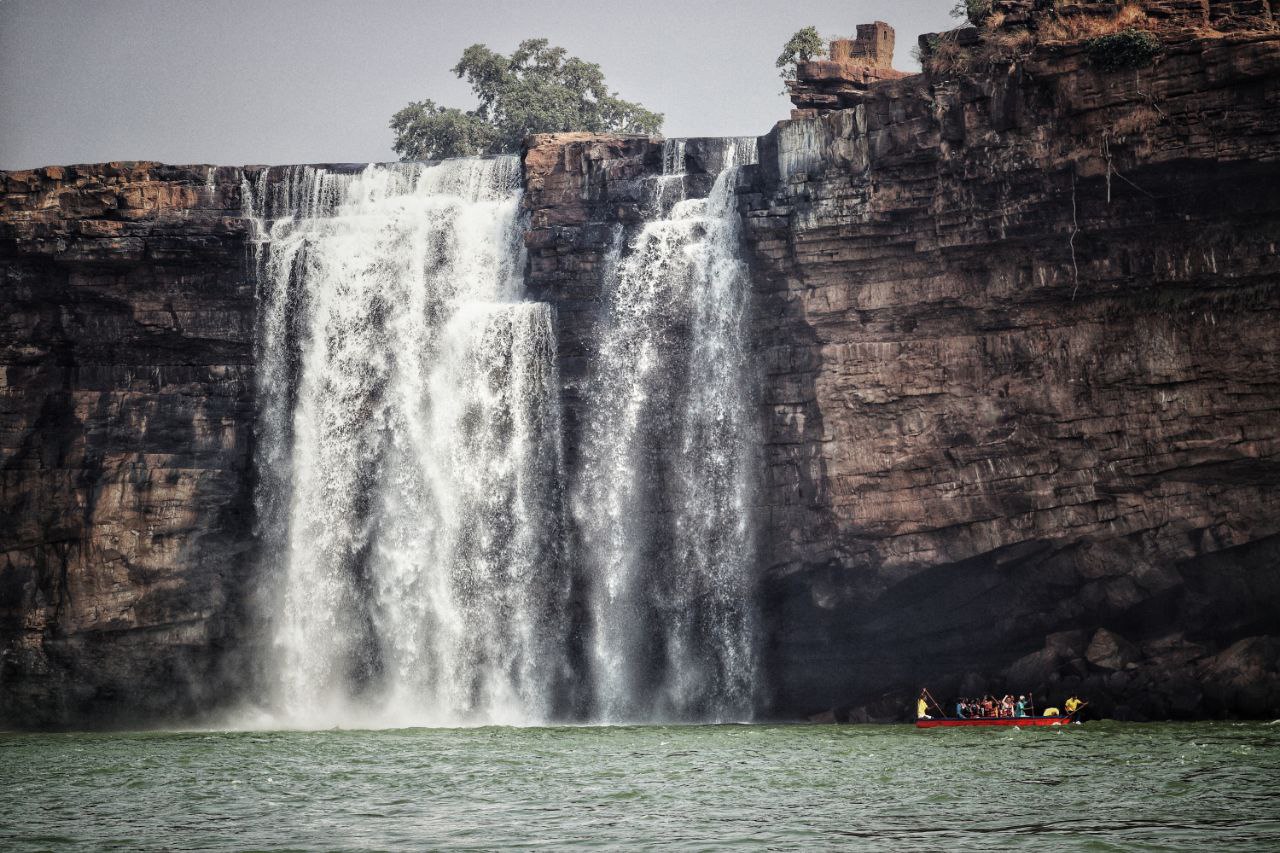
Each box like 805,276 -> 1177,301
1065,695 -> 1083,715
917,691 -> 932,720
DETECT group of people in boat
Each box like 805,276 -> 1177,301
953,694 -> 1033,719
917,690 -> 1085,720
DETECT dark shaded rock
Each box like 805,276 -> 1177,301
1199,636 -> 1280,716
1008,646 -> 1060,685
1086,628 -> 1140,671
0,163 -> 256,729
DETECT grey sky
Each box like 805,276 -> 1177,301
0,0 -> 956,170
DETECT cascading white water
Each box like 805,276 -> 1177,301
245,159 -> 568,728
575,139 -> 761,722
242,140 -> 761,728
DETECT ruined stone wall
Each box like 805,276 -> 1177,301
790,22 -> 910,117
830,22 -> 897,69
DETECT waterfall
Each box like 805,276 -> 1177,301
245,159 -> 569,728
241,140 -> 761,728
575,139 -> 762,722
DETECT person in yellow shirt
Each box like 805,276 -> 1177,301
917,692 -> 932,720
1065,696 -> 1084,715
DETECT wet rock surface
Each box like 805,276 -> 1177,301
521,132 -> 663,473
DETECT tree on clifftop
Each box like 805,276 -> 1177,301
391,39 -> 664,160
775,26 -> 827,82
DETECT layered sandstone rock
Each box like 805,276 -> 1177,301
522,23 -> 1280,719
0,163 -> 256,727
522,132 -> 746,467
743,15 -> 1280,720
522,132 -> 662,468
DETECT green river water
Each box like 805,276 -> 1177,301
3,722 -> 1279,851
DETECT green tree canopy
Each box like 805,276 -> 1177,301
775,26 -> 827,81
391,39 -> 664,160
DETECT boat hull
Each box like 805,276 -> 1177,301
916,716 -> 1072,728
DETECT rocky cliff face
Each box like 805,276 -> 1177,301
989,0 -> 1279,31
522,24 -> 1280,719
3,6 -> 1280,728
522,133 -> 749,467
0,164 -> 256,727
521,132 -> 662,471
742,18 -> 1280,720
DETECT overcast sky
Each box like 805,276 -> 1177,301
0,0 -> 956,169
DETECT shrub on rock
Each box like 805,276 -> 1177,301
1085,27 -> 1162,72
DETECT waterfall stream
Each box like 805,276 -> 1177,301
244,142 -> 760,727
574,139 -> 762,722
246,159 -> 568,727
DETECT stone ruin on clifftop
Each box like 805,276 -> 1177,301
787,22 -> 910,118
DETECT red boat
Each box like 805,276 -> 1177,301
916,715 -> 1073,728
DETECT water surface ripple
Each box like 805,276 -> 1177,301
3,723 -> 1278,850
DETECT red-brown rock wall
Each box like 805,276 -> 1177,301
0,163 -> 256,727
742,31 -> 1280,719
522,132 -> 662,467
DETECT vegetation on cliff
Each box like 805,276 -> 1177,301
1084,27 -> 1163,71
390,39 -> 663,160
775,27 -> 827,82
952,0 -> 993,26
920,2 -> 1167,76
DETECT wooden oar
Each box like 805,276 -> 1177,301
922,687 -> 948,719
